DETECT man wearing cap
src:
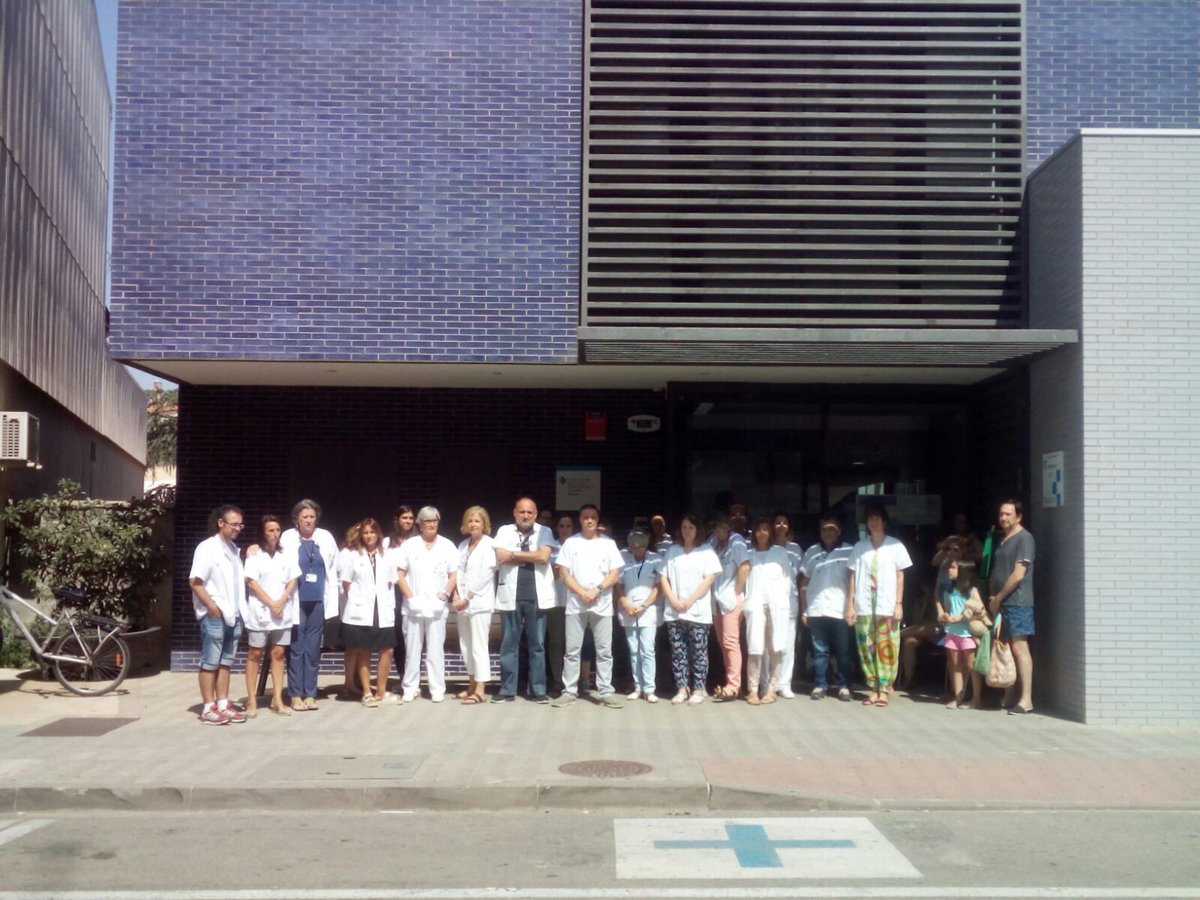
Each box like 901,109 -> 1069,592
800,515 -> 854,701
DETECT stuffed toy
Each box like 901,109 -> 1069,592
962,596 -> 993,638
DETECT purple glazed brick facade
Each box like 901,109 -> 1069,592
110,0 -> 580,364
1026,0 -> 1200,169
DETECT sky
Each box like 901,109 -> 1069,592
95,0 -> 175,391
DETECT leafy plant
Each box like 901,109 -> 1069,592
145,385 -> 178,469
1,480 -> 170,626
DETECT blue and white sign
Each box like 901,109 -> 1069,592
614,817 -> 921,880
1042,450 -> 1065,508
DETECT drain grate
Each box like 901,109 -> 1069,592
559,759 -> 652,779
21,717 -> 137,737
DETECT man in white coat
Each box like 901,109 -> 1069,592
493,497 -> 559,703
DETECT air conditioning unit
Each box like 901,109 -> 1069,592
0,412 -> 39,465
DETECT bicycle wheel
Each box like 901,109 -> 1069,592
52,628 -> 131,696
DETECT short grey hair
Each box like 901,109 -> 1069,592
292,499 -> 322,522
626,529 -> 650,549
416,506 -> 441,523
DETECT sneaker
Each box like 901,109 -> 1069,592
810,687 -> 826,700
626,690 -> 642,701
401,693 -> 417,704
777,687 -> 796,699
551,693 -> 577,708
199,706 -> 229,726
490,694 -> 516,704
430,695 -> 445,703
601,695 -> 624,709
531,694 -> 550,704
687,692 -> 704,705
381,692 -> 401,704
645,692 -> 658,704
221,704 -> 246,724
837,687 -> 853,702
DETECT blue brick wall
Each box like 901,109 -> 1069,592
109,0 -> 580,363
1027,0 -> 1200,169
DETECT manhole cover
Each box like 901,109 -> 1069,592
559,759 -> 652,778
21,717 -> 137,737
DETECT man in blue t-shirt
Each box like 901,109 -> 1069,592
988,499 -> 1036,716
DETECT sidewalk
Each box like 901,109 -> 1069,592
1,667 -> 1197,814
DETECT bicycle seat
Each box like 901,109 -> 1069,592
52,587 -> 88,605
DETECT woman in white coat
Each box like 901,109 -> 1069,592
338,518 -> 396,707
395,506 -> 459,702
281,499 -> 339,711
744,518 -> 794,705
454,506 -> 497,705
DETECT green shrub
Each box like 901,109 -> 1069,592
2,480 -> 170,627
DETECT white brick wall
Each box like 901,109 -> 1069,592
1029,131 -> 1200,724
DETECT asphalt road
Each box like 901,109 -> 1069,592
1,809 -> 1198,898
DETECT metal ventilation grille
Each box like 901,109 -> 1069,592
583,0 -> 1024,331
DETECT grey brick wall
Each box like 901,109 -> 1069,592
1029,131 -> 1200,724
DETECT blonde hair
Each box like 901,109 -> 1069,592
460,505 -> 492,535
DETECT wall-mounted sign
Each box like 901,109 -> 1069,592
627,415 -> 661,434
1043,451 -> 1065,508
585,412 -> 607,442
556,466 -> 601,511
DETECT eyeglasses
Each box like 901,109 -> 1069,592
223,521 -> 245,530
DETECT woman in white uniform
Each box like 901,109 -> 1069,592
744,518 -> 794,705
395,506 -> 459,702
659,515 -> 721,705
454,506 -> 497,705
339,518 -> 396,707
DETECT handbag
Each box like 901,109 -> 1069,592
986,613 -> 1017,688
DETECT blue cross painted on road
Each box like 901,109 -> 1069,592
654,823 -> 855,868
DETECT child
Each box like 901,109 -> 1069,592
936,560 -> 984,709
744,518 -> 793,705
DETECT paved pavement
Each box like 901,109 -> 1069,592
1,667 -> 1197,814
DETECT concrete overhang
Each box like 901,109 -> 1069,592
579,327 -> 1078,367
125,326 -> 1077,392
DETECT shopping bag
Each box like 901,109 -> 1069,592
973,626 -> 992,677
986,614 -> 1017,688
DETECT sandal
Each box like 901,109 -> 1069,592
746,693 -> 761,706
303,697 -> 319,711
270,702 -> 293,717
361,694 -> 379,708
461,695 -> 482,705
874,696 -> 890,707
291,698 -> 306,712
671,690 -> 689,705
761,690 -> 777,705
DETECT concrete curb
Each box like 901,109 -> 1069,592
9,782 -> 1200,814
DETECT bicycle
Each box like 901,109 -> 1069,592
0,581 -> 132,696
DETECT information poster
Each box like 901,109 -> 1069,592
1043,451 -> 1065,508
556,466 -> 601,511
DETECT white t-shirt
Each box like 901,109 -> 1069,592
242,547 -> 300,630
457,534 -> 498,615
847,535 -> 913,617
337,547 -> 396,628
397,535 -> 459,619
800,542 -> 853,619
710,534 -> 750,615
556,533 -> 625,616
189,534 -> 244,626
661,543 -> 722,625
617,549 -> 664,628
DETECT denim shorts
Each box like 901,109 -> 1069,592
199,615 -> 243,670
1001,604 -> 1035,638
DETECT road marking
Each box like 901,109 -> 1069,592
0,888 -> 1198,898
0,819 -> 52,848
616,816 -> 921,880
655,822 -> 854,867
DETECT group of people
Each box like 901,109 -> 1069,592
187,495 -> 1036,725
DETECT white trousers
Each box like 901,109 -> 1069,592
457,611 -> 492,682
771,615 -> 799,690
402,614 -> 447,700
